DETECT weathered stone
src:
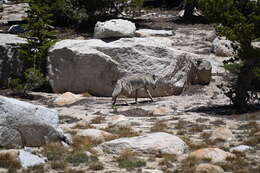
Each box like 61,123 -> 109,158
191,148 -> 235,163
195,163 -> 224,173
212,37 -> 233,57
76,129 -> 114,142
100,132 -> 187,155
53,92 -> 82,106
0,96 -> 67,148
142,169 -> 164,173
135,29 -> 174,37
150,107 -> 172,116
48,37 -> 212,96
0,33 -> 26,87
230,145 -> 253,153
210,127 -> 234,142
94,19 -> 136,38
18,150 -> 45,168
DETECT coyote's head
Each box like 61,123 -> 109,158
151,74 -> 158,89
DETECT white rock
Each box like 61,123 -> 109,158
106,115 -> 130,127
230,145 -> 253,153
142,168 -> 164,173
190,148 -> 235,163
0,96 -> 67,148
48,37 -> 212,96
53,92 -> 81,106
18,150 -> 45,168
94,19 -> 136,38
135,29 -> 174,37
212,37 -> 233,57
210,127 -> 234,142
100,132 -> 187,155
76,129 -> 114,142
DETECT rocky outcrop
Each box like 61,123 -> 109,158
135,29 -> 174,37
48,37 -> 212,96
0,96 -> 67,148
94,19 -> 136,38
190,148 -> 235,163
212,37 -> 233,57
100,132 -> 188,155
210,127 -> 234,142
0,33 -> 26,87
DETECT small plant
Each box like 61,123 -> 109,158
65,150 -> 89,166
23,164 -> 45,173
90,116 -> 106,124
50,160 -> 67,170
88,161 -> 104,171
158,154 -> 177,167
111,104 -> 118,113
0,153 -> 21,169
150,120 -> 169,133
175,156 -> 198,173
72,136 -> 101,151
116,151 -> 146,169
42,142 -> 68,161
103,125 -> 139,138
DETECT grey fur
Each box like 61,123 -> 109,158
112,74 -> 157,105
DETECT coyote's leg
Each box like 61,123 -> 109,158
112,96 -> 117,105
135,89 -> 138,104
145,88 -> 153,102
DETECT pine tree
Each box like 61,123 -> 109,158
199,0 -> 260,110
10,0 -> 56,93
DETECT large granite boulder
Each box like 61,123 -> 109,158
99,132 -> 188,155
0,96 -> 68,148
48,37 -> 212,97
0,33 -> 26,87
94,19 -> 136,38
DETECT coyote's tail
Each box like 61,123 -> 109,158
112,81 -> 122,100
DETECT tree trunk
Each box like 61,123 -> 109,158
233,58 -> 256,110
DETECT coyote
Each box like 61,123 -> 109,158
112,74 -> 157,105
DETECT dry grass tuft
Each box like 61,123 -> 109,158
90,116 -> 106,124
150,120 -> 169,133
88,161 -> 104,171
0,153 -> 21,169
116,151 -> 146,169
103,125 -> 139,138
72,136 -> 101,151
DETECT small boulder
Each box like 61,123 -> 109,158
76,129 -> 114,142
195,163 -> 224,173
150,107 -> 172,116
191,148 -> 235,163
135,29 -> 174,37
94,19 -> 136,38
212,37 -> 233,57
210,127 -> 234,142
230,145 -> 253,153
100,132 -> 187,155
18,150 -> 45,168
53,92 -> 81,106
142,169 -> 164,173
